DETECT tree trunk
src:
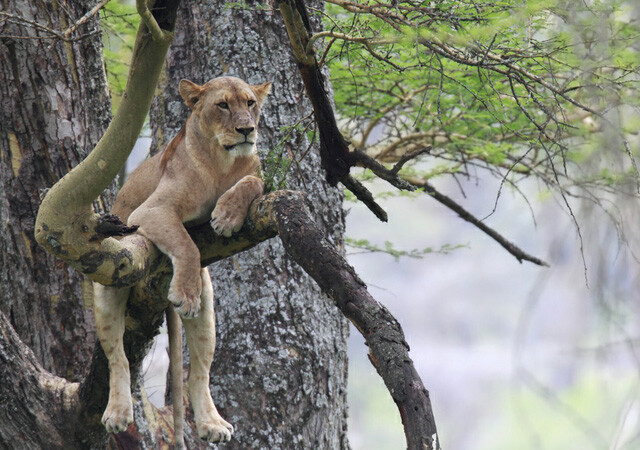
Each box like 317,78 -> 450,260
0,1 -> 185,447
150,1 -> 350,448
0,0 -> 112,381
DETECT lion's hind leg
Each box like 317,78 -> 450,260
182,268 -> 234,443
93,282 -> 133,434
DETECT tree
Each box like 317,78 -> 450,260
1,0 -> 437,449
313,0 -> 639,259
0,0 -> 114,384
0,0 -> 115,446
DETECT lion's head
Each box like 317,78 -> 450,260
179,76 -> 272,156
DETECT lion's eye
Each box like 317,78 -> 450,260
218,102 -> 229,110
247,100 -> 255,107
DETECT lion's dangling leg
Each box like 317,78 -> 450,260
182,268 -> 234,443
127,206 -> 202,318
93,282 -> 133,433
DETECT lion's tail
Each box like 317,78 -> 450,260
166,304 -> 185,449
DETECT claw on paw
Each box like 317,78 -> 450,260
168,286 -> 201,318
210,207 -> 244,237
102,401 -> 133,434
197,418 -> 234,443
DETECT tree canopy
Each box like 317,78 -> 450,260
323,0 -> 639,184
281,0 -> 639,266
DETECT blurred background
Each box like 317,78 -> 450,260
344,172 -> 640,450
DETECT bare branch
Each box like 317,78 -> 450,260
136,0 -> 167,42
307,30 -> 398,54
63,0 -> 111,38
390,147 -> 433,175
0,4 -> 109,42
406,177 -> 549,266
350,149 -> 417,191
342,175 -> 388,222
0,12 -> 83,41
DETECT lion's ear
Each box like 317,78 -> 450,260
179,79 -> 204,109
251,81 -> 272,105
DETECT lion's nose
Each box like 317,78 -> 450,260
236,127 -> 254,136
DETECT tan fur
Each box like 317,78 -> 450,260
92,77 -> 270,443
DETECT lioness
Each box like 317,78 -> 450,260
93,76 -> 270,443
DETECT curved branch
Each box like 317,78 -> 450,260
136,0 -> 166,42
306,30 -> 397,54
278,0 -> 389,221
34,1 -> 178,285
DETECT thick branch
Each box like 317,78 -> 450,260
342,175 -> 388,222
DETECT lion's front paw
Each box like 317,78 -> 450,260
102,398 -> 133,434
168,283 -> 201,318
196,416 -> 234,443
210,204 -> 245,238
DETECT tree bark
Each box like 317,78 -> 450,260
149,1 -> 350,448
0,308 -> 80,449
0,0 -> 112,381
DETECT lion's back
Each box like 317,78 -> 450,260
111,152 -> 163,222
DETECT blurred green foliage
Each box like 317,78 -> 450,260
101,0 -> 138,112
347,359 -> 404,450
346,237 -> 467,260
483,371 -> 639,449
321,0 -> 640,194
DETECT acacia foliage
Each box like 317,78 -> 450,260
319,0 -> 639,198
